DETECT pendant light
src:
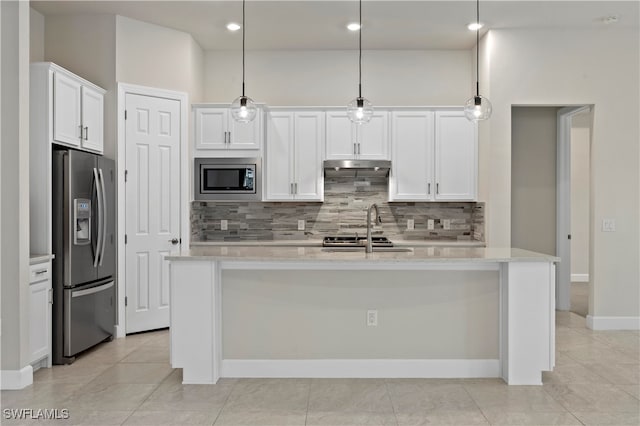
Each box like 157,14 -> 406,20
231,0 -> 257,123
464,0 -> 492,122
347,0 -> 373,124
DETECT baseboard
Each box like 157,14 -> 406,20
221,359 -> 500,379
1,365 -> 33,390
587,315 -> 640,330
114,324 -> 125,338
571,274 -> 589,282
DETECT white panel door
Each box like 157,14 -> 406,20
29,280 -> 50,363
53,72 -> 82,147
325,111 -> 356,159
228,109 -> 261,150
434,111 -> 477,201
294,112 -> 324,201
125,93 -> 181,333
80,86 -> 104,154
390,111 -> 434,201
265,112 -> 294,201
194,108 -> 227,150
357,111 -> 389,160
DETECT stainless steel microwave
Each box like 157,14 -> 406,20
194,158 -> 262,201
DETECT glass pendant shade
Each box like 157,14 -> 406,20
230,96 -> 257,123
347,97 -> 373,124
464,95 -> 492,122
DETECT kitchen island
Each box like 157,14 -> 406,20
165,246 -> 558,386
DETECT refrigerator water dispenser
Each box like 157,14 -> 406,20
73,199 -> 91,245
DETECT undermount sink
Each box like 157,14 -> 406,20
321,247 -> 414,253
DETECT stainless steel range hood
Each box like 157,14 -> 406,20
323,160 -> 391,177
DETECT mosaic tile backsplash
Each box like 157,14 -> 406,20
191,177 -> 484,242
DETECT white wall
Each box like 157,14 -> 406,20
570,114 -> 591,279
115,15 -> 204,103
205,50 -> 471,106
510,107 -> 558,256
1,0 -> 31,374
484,28 -> 639,319
29,8 -> 44,63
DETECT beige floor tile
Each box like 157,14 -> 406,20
464,384 -> 566,412
32,363 -> 113,385
555,329 -> 601,351
617,384 -> 640,400
571,411 -> 640,425
25,409 -> 133,425
542,364 -> 612,385
386,381 -> 478,414
554,352 -> 581,366
580,363 -> 640,384
1,382 -> 85,408
306,411 -> 398,426
561,345 -> 638,364
395,410 -> 489,425
213,409 -> 307,425
223,379 -> 310,412
120,346 -> 171,364
308,379 -> 394,414
543,383 -> 640,412
480,409 -> 582,425
124,410 -> 219,425
65,383 -> 158,411
556,312 -> 588,329
90,363 -> 174,385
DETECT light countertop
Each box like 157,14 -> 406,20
166,246 -> 558,263
190,240 -> 486,248
30,253 -> 55,265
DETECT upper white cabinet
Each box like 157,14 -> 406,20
325,110 -> 389,160
265,110 -> 324,201
193,105 -> 262,152
45,63 -> 105,153
390,110 -> 477,202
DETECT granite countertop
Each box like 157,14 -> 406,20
190,240 -> 486,248
30,253 -> 55,265
166,246 -> 558,263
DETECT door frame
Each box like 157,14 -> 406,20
116,83 -> 189,338
556,105 -> 591,311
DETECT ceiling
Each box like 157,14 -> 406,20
31,1 -> 639,50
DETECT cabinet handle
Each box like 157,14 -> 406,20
48,288 -> 53,304
79,125 -> 83,139
290,183 -> 293,194
294,183 -> 298,194
228,132 -> 231,144
428,183 -> 431,195
436,183 -> 439,194
35,270 -> 47,275
357,143 -> 361,155
353,143 -> 357,155
84,126 -> 89,140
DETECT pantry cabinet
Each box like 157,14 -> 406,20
193,105 -> 262,152
265,110 -> 324,201
325,110 -> 389,160
389,110 -> 477,202
29,260 -> 52,368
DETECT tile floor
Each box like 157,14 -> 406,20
1,312 -> 638,425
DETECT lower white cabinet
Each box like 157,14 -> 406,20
29,261 -> 52,367
265,110 -> 324,201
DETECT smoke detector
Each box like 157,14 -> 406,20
602,15 -> 619,24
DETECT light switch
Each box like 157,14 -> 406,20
602,219 -> 616,232
443,219 -> 451,230
221,220 -> 228,231
407,219 -> 415,230
298,220 -> 305,231
427,219 -> 435,230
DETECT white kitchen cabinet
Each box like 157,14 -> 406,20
389,109 -> 477,202
29,261 -> 52,368
47,63 -> 105,153
265,110 -> 324,201
193,105 -> 262,152
325,110 -> 389,160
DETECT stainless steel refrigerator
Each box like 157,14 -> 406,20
52,148 -> 115,364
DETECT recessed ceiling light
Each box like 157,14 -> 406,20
602,15 -> 619,24
467,22 -> 483,31
226,23 -> 241,31
347,22 -> 361,31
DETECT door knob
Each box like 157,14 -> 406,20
169,238 -> 179,245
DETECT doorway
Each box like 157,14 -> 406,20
511,105 -> 592,315
116,84 -> 189,336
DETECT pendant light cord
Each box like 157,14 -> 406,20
358,0 -> 362,98
476,0 -> 480,97
242,0 -> 246,97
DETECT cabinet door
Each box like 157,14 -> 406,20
265,112 -> 294,200
390,111 -> 434,201
434,111 -> 477,201
325,111 -> 356,159
53,72 -> 82,147
357,111 -> 389,160
80,86 -> 104,154
30,280 -> 50,363
228,109 -> 262,150
194,108 -> 228,149
294,112 -> 324,201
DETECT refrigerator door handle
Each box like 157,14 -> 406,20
93,168 -> 103,267
98,168 -> 107,266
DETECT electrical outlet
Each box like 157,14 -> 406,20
367,310 -> 378,327
443,219 -> 451,230
407,219 -> 415,230
221,220 -> 228,231
427,219 -> 435,230
602,219 -> 616,232
298,220 -> 305,231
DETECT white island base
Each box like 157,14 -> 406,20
167,247 -> 557,386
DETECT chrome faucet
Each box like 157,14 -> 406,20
366,203 -> 382,253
